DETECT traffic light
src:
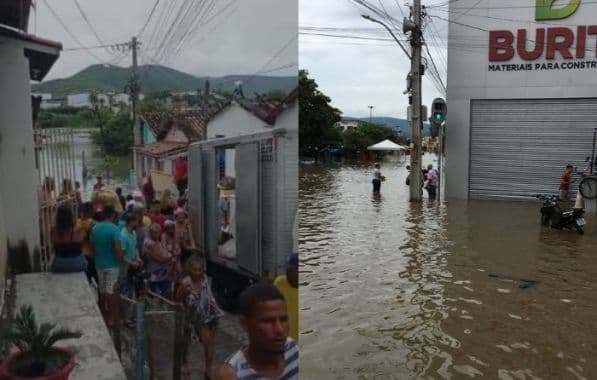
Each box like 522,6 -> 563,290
429,98 -> 447,138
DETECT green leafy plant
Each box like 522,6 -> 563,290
2,305 -> 82,377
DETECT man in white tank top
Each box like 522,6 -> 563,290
214,283 -> 298,380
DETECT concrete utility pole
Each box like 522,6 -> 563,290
130,36 -> 141,147
408,0 -> 423,202
368,105 -> 374,123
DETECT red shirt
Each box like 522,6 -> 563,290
150,214 -> 166,229
560,171 -> 571,190
174,159 -> 188,181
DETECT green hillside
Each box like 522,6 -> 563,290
32,64 -> 297,96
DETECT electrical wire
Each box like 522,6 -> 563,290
137,0 -> 161,37
40,0 -> 107,64
73,0 -> 108,47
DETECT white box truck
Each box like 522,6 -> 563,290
187,128 -> 297,309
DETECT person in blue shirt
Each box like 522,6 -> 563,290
118,213 -> 142,326
90,205 -> 123,328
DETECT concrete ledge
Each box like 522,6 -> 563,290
15,272 -> 126,380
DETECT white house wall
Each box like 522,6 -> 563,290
275,100 -> 298,135
445,0 -> 597,199
164,128 -> 189,143
0,38 -> 41,258
207,104 -> 270,139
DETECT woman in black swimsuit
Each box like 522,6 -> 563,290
51,204 -> 88,273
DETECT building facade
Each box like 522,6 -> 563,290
445,0 -> 597,200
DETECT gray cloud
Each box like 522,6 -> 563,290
299,0 -> 445,119
33,0 -> 297,80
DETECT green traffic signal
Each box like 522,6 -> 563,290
434,113 -> 442,120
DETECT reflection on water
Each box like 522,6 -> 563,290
299,155 -> 597,379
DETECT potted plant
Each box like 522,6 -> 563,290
1,305 -> 82,380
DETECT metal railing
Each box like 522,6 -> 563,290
116,287 -> 186,380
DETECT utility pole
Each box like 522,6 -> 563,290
125,36 -> 142,178
131,37 -> 141,147
408,0 -> 423,202
368,105 -> 374,123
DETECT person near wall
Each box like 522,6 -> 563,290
50,204 -> 88,273
79,202 -> 98,285
174,157 -> 189,197
175,207 -> 196,268
142,174 -> 156,209
176,255 -> 223,379
90,205 -> 124,328
425,164 -> 439,199
144,223 -> 175,298
162,219 -> 182,282
559,164 -> 574,201
274,253 -> 299,342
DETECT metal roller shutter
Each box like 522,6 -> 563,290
469,98 -> 597,199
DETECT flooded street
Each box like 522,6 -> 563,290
299,155 -> 597,379
41,128 -> 132,200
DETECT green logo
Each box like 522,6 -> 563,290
536,0 -> 580,20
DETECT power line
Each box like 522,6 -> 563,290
422,37 -> 446,92
432,7 -> 594,27
137,0 -> 161,37
40,0 -> 107,63
73,0 -> 107,47
429,1 -> 597,9
244,35 -> 298,87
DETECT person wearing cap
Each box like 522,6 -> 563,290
273,253 -> 299,341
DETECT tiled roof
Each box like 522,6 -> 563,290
132,141 -> 188,158
141,102 -> 229,142
235,86 -> 298,125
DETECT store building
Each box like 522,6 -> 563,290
445,0 -> 597,199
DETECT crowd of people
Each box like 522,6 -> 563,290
47,175 -> 299,380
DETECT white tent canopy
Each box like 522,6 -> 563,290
367,139 -> 407,151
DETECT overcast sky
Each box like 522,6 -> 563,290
299,0 -> 446,119
32,0 -> 297,80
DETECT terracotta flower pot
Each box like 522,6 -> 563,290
0,347 -> 75,380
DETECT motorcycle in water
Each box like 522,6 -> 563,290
535,194 -> 585,235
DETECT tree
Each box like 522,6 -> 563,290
343,122 -> 404,152
299,70 -> 342,152
91,111 -> 133,156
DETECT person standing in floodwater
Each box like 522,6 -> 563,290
426,164 -> 439,199
559,164 -> 574,201
372,163 -> 384,193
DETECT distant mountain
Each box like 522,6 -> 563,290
343,116 -> 431,138
32,64 -> 297,97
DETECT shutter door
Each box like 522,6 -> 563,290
469,98 -> 597,199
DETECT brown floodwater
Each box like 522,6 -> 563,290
299,156 -> 597,380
